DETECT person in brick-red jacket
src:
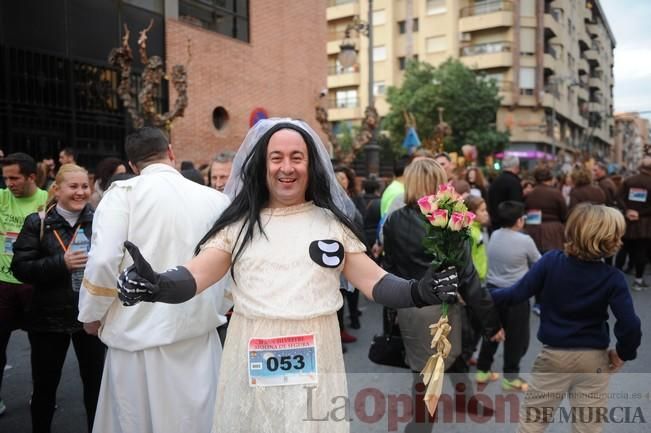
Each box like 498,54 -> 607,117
617,156 -> 651,291
568,165 -> 606,211
593,162 -> 619,208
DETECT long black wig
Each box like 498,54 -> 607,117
195,122 -> 365,278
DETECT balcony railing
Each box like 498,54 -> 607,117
460,0 -> 513,18
328,30 -> 351,41
496,80 -> 513,92
328,65 -> 357,75
460,41 -> 511,56
544,6 -> 561,21
543,84 -> 561,99
578,58 -> 589,73
591,40 -> 601,53
481,78 -> 513,91
328,96 -> 359,109
328,0 -> 356,6
584,49 -> 599,62
545,45 -> 557,59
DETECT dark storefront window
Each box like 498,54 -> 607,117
123,0 -> 164,14
179,0 -> 249,42
0,47 -> 149,167
0,1 -> 167,168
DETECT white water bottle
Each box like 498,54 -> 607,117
70,228 -> 90,292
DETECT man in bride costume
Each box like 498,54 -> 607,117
78,127 -> 231,433
118,118 -> 467,433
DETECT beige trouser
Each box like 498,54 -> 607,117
518,347 -> 610,433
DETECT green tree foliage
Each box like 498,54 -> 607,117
336,122 -> 355,154
383,58 -> 509,161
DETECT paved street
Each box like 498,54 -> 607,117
1,272 -> 649,433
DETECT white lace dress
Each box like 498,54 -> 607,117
201,202 -> 365,433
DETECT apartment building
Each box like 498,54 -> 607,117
614,113 -> 650,173
326,0 -> 615,163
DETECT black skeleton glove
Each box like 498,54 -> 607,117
118,241 -> 197,306
411,266 -> 459,307
372,266 -> 459,308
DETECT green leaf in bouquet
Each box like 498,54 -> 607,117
453,201 -> 467,212
429,257 -> 445,271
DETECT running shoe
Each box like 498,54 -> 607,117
502,377 -> 529,392
632,279 -> 647,292
475,370 -> 500,384
340,330 -> 357,343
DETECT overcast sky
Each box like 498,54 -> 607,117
601,0 -> 651,116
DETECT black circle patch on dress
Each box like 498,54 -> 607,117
309,240 -> 344,268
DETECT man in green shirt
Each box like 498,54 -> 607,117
380,157 -> 408,218
0,153 -> 48,415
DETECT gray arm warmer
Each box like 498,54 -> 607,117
372,273 -> 416,308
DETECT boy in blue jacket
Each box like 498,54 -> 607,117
491,203 -> 642,433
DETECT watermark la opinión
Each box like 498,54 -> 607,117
302,385 -> 647,431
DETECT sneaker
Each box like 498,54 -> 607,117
340,330 -> 357,343
0,399 -> 6,416
632,279 -> 647,292
502,377 -> 529,392
532,304 -> 541,316
475,370 -> 500,384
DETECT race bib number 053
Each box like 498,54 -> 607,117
248,334 -> 317,387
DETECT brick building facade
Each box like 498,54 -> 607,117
166,1 -> 328,165
0,1 -> 327,169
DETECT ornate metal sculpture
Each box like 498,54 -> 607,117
315,95 -> 378,166
433,107 -> 452,153
354,105 -> 379,161
109,20 -> 190,129
315,94 -> 339,156
109,26 -> 140,126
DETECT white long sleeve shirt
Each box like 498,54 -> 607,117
78,163 -> 231,352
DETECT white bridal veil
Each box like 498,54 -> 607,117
223,117 -> 358,219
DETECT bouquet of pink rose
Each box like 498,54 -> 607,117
417,183 -> 476,271
416,182 -> 475,416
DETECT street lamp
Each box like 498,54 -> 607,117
338,0 -> 380,177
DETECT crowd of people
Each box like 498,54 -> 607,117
0,119 -> 646,433
372,150 -> 643,433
